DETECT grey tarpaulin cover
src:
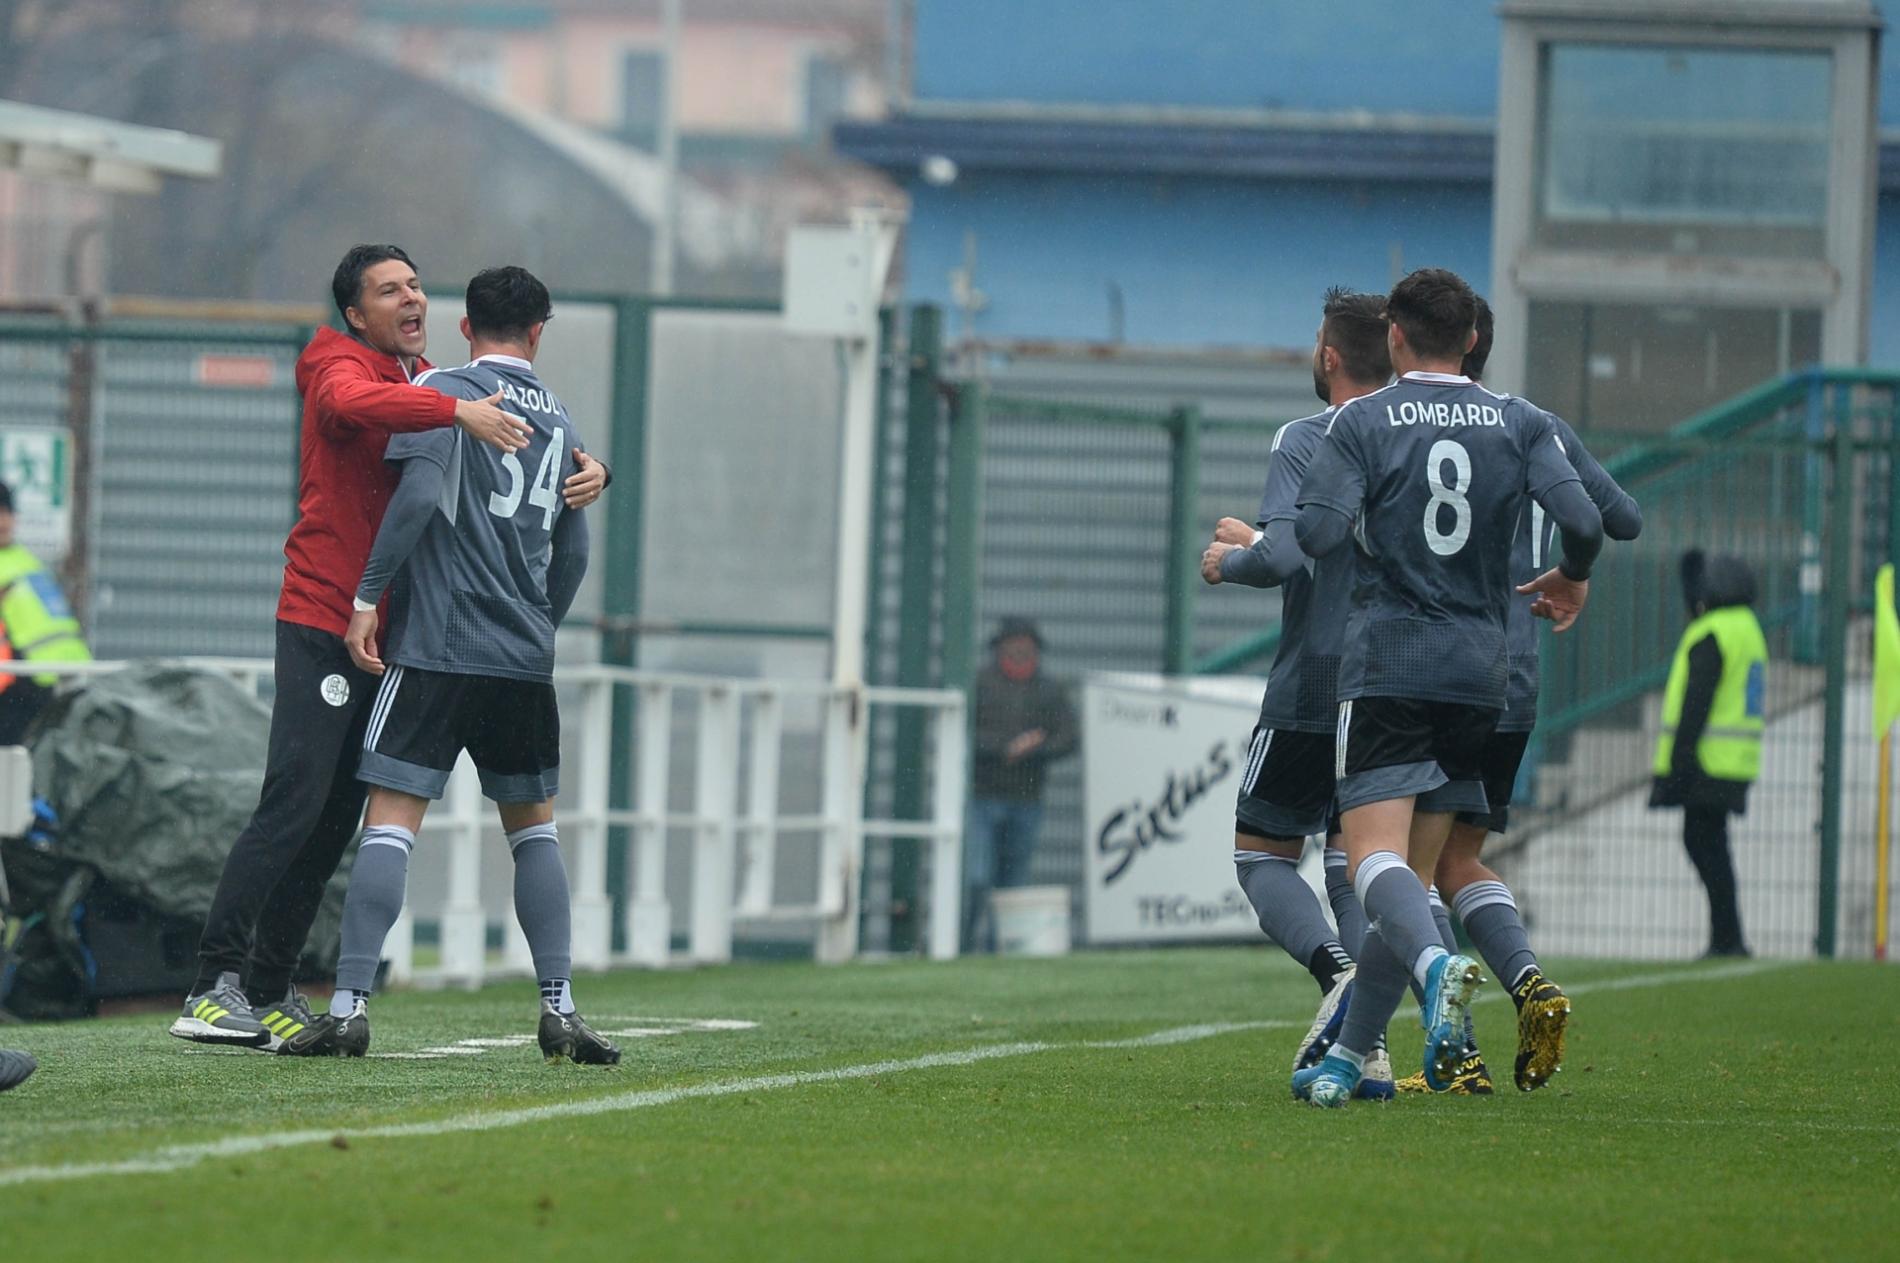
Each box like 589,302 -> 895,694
27,663 -> 349,969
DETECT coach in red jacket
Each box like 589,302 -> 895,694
170,244 -> 608,1047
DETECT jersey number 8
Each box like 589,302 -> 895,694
488,424 -> 567,529
1422,439 -> 1472,557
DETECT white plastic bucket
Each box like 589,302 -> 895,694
992,885 -> 1072,957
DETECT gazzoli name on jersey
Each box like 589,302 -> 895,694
1385,400 -> 1503,428
495,378 -> 557,416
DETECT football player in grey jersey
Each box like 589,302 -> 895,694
1408,299 -> 1643,1095
1202,287 -> 1393,1098
1289,268 -> 1605,1107
283,267 -> 617,1067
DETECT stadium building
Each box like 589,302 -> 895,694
841,0 -> 1891,432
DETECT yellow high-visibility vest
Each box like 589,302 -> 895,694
1653,605 -> 1767,784
0,545 -> 91,689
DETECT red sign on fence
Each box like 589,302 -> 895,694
194,354 -> 277,389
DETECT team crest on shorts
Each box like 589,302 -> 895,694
320,673 -> 351,707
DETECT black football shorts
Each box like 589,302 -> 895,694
358,664 -> 560,804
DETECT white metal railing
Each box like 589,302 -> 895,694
6,658 -> 966,985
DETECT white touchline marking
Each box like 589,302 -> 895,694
0,1021 -> 1291,1188
364,1016 -> 759,1059
0,961 -> 1804,1188
591,1017 -> 761,1031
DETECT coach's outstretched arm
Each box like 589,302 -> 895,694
343,452 -> 447,674
545,508 -> 590,626
315,359 -> 529,453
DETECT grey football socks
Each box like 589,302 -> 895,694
1354,851 -> 1448,986
333,824 -> 414,1002
1453,880 -> 1539,996
1429,886 -> 1458,953
1335,926 -> 1411,1059
1235,851 -> 1351,992
1324,847 -> 1367,958
509,822 -> 575,1006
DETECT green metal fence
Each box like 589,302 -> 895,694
1497,369 -> 1900,961
888,342 -> 1900,959
874,349 -> 1300,913
0,313 -> 312,660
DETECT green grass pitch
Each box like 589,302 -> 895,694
1,950 -> 1895,1261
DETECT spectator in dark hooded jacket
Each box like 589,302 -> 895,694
1650,551 -> 1767,957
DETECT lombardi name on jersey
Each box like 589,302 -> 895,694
1385,400 -> 1504,428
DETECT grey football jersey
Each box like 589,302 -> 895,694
382,354 -> 581,682
1499,410 -> 1631,731
1253,410 -> 1353,734
1296,373 -> 1581,709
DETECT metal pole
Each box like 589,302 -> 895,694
628,682 -> 674,965
942,382 -> 985,691
1798,372 -> 1826,664
1888,385 -> 1900,566
816,689 -> 866,962
570,675 -> 614,969
889,305 -> 942,951
828,215 -> 896,692
928,693 -> 966,960
1164,405 -> 1202,675
736,690 -> 783,917
604,298 -> 651,951
1817,410 -> 1853,958
690,685 -> 739,965
652,0 -> 681,296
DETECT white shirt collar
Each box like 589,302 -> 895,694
1402,371 -> 1473,384
472,352 -> 532,370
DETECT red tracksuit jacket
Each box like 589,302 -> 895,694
277,327 -> 457,638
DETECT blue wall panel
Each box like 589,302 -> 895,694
914,0 -> 1500,115
903,175 -> 1493,348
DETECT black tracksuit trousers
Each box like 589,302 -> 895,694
193,620 -> 379,999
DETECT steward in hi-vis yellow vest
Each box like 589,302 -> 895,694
0,544 -> 91,691
1650,554 -> 1765,816
1653,606 -> 1766,782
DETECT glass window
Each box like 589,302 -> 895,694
621,50 -> 665,150
445,36 -> 502,98
1537,44 -> 1832,257
1524,300 -> 1821,436
805,54 -> 851,141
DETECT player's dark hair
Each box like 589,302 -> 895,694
1321,286 -> 1391,386
465,266 -> 553,342
1386,267 -> 1478,361
331,244 -> 417,319
1462,295 -> 1494,380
